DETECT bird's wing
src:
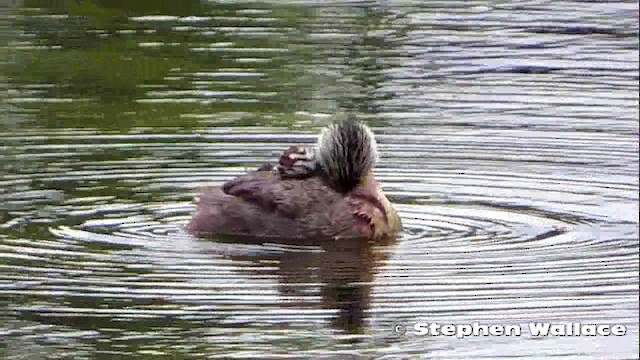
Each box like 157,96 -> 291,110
222,171 -> 301,218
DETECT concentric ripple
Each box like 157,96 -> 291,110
1,1 -> 638,359
2,127 -> 637,358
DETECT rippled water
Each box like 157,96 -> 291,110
1,1 -> 638,359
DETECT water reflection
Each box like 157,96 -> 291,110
6,0 -> 404,129
217,235 -> 397,334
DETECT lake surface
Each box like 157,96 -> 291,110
1,1 -> 638,359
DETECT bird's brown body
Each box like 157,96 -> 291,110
187,120 -> 402,240
188,170 -> 400,240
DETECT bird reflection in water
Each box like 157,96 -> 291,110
212,234 -> 397,334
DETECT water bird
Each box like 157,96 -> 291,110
187,119 -> 401,240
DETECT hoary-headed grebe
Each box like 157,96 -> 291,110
187,119 -> 401,240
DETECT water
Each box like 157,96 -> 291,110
1,1 -> 638,359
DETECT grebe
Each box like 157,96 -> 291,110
187,119 -> 401,240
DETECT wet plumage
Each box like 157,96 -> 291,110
187,119 -> 401,240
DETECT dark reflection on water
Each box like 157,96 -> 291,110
1,0 -> 639,359
215,235 -> 397,335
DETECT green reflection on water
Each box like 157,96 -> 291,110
4,1 -> 398,130
4,0 -> 319,129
